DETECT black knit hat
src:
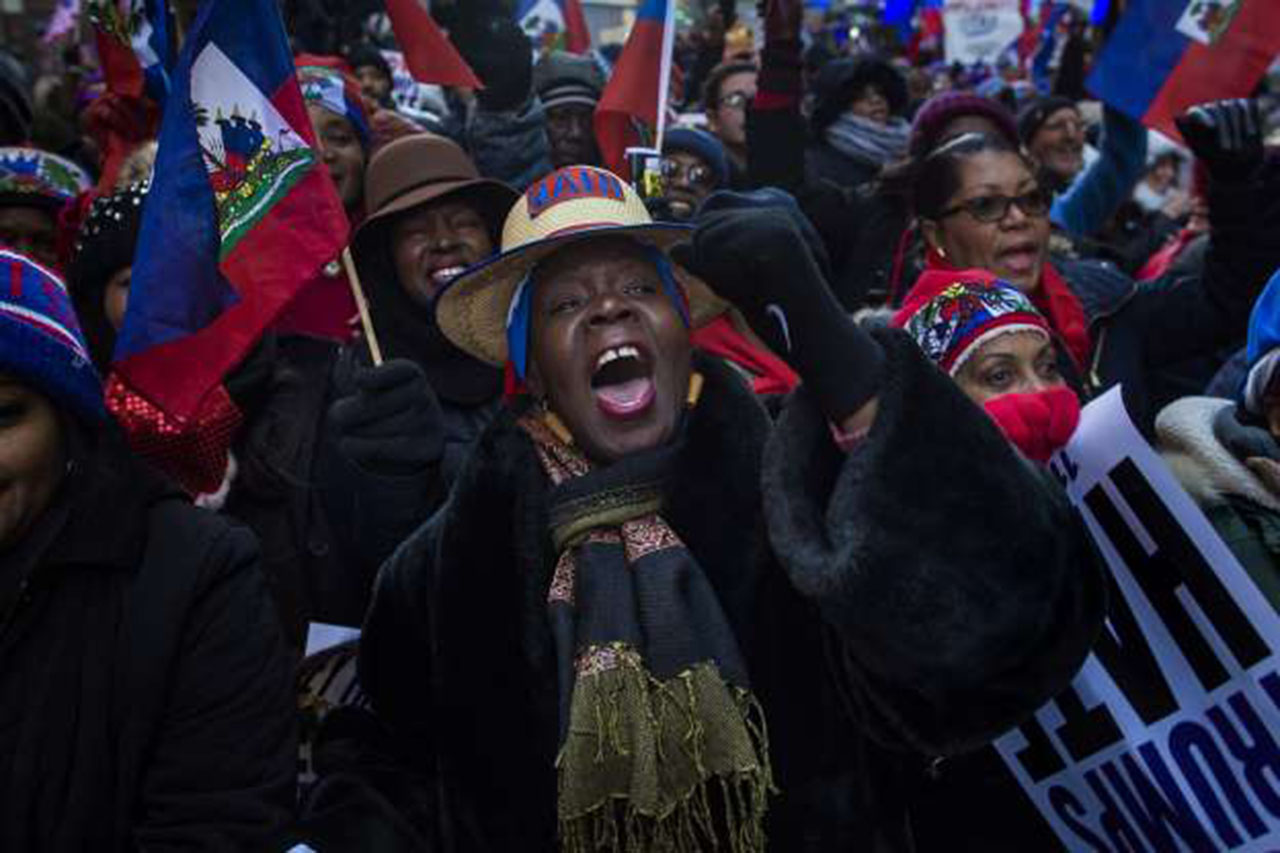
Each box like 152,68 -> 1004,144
345,42 -> 391,79
67,180 -> 148,369
1017,95 -> 1077,144
810,56 -> 908,134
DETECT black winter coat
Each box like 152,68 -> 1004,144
0,430 -> 296,851
357,335 -> 1104,852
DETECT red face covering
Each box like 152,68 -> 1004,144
982,386 -> 1081,463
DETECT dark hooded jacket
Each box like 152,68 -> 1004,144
0,425 -> 296,851
355,333 -> 1103,852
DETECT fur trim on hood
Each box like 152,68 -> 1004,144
1155,396 -> 1280,514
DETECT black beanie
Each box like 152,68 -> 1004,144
67,181 -> 148,369
1017,95 -> 1077,144
345,42 -> 391,79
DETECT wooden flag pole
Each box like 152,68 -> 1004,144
341,247 -> 384,366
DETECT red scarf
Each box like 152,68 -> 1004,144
691,313 -> 800,396
926,250 -> 1091,371
1136,227 -> 1197,283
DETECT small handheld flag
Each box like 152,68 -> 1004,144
107,0 -> 349,494
385,0 -> 483,90
594,0 -> 677,179
519,0 -> 591,55
85,0 -> 172,105
1087,0 -> 1280,141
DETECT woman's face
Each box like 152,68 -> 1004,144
390,198 -> 495,309
104,266 -> 131,332
847,84 -> 890,125
307,104 -> 367,213
924,150 -> 1051,293
954,331 -> 1063,406
0,378 -> 66,550
527,237 -> 691,465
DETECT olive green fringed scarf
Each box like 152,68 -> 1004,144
520,403 -> 773,853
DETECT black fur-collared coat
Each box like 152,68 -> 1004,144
357,330 -> 1104,852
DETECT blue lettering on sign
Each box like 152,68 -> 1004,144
1051,785 -> 1112,852
1085,767 -> 1147,851
1170,719 -> 1267,847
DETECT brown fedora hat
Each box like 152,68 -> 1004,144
352,132 -> 518,255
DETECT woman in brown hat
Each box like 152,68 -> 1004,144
324,132 -> 519,531
350,166 -> 1104,851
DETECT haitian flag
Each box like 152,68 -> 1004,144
593,0 -> 676,179
85,0 -> 172,105
1087,0 -> 1280,140
519,0 -> 591,54
385,0 -> 483,90
106,0 -> 348,494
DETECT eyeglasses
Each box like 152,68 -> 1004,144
718,90 -> 755,111
661,158 -> 715,188
937,188 -> 1052,223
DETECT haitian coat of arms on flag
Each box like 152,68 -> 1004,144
190,45 -> 314,259
1176,0 -> 1243,45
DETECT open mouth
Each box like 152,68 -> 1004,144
590,344 -> 656,419
998,241 -> 1041,277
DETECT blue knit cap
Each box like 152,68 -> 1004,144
0,249 -> 104,423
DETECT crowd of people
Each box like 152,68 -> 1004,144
2,0 -> 1280,850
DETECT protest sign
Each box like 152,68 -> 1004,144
994,388 -> 1280,851
943,0 -> 1024,65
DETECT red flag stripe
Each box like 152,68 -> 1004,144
385,0 -> 483,90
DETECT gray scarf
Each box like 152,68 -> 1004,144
823,113 -> 910,168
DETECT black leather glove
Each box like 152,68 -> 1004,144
672,189 -> 883,420
1175,98 -> 1264,184
328,359 -> 444,476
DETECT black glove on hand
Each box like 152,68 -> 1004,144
328,359 -> 444,477
672,190 -> 884,421
1175,98 -> 1263,184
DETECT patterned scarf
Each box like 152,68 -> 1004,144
519,400 -> 772,853
823,113 -> 910,168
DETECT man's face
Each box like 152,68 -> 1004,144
307,104 -> 367,213
545,103 -> 601,168
1028,107 -> 1085,185
0,205 -> 57,269
707,70 -> 757,151
527,237 -> 691,464
390,197 -> 495,309
662,150 -> 717,220
355,66 -> 392,103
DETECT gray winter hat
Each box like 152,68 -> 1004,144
533,51 -> 605,110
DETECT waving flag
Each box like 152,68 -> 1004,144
1087,0 -> 1280,140
85,0 -> 172,104
106,0 -> 349,494
519,0 -> 591,54
385,0 -> 483,90
593,0 -> 676,179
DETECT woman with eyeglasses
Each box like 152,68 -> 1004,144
909,118 -> 1280,434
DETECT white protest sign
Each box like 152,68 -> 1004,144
944,0 -> 1024,66
994,387 -> 1280,851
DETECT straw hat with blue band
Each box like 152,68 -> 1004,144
436,165 -> 726,369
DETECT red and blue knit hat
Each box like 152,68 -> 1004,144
0,248 -> 104,422
296,61 -> 371,149
0,146 -> 91,211
892,269 -> 1050,375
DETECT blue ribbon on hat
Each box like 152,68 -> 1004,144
505,244 -> 689,381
